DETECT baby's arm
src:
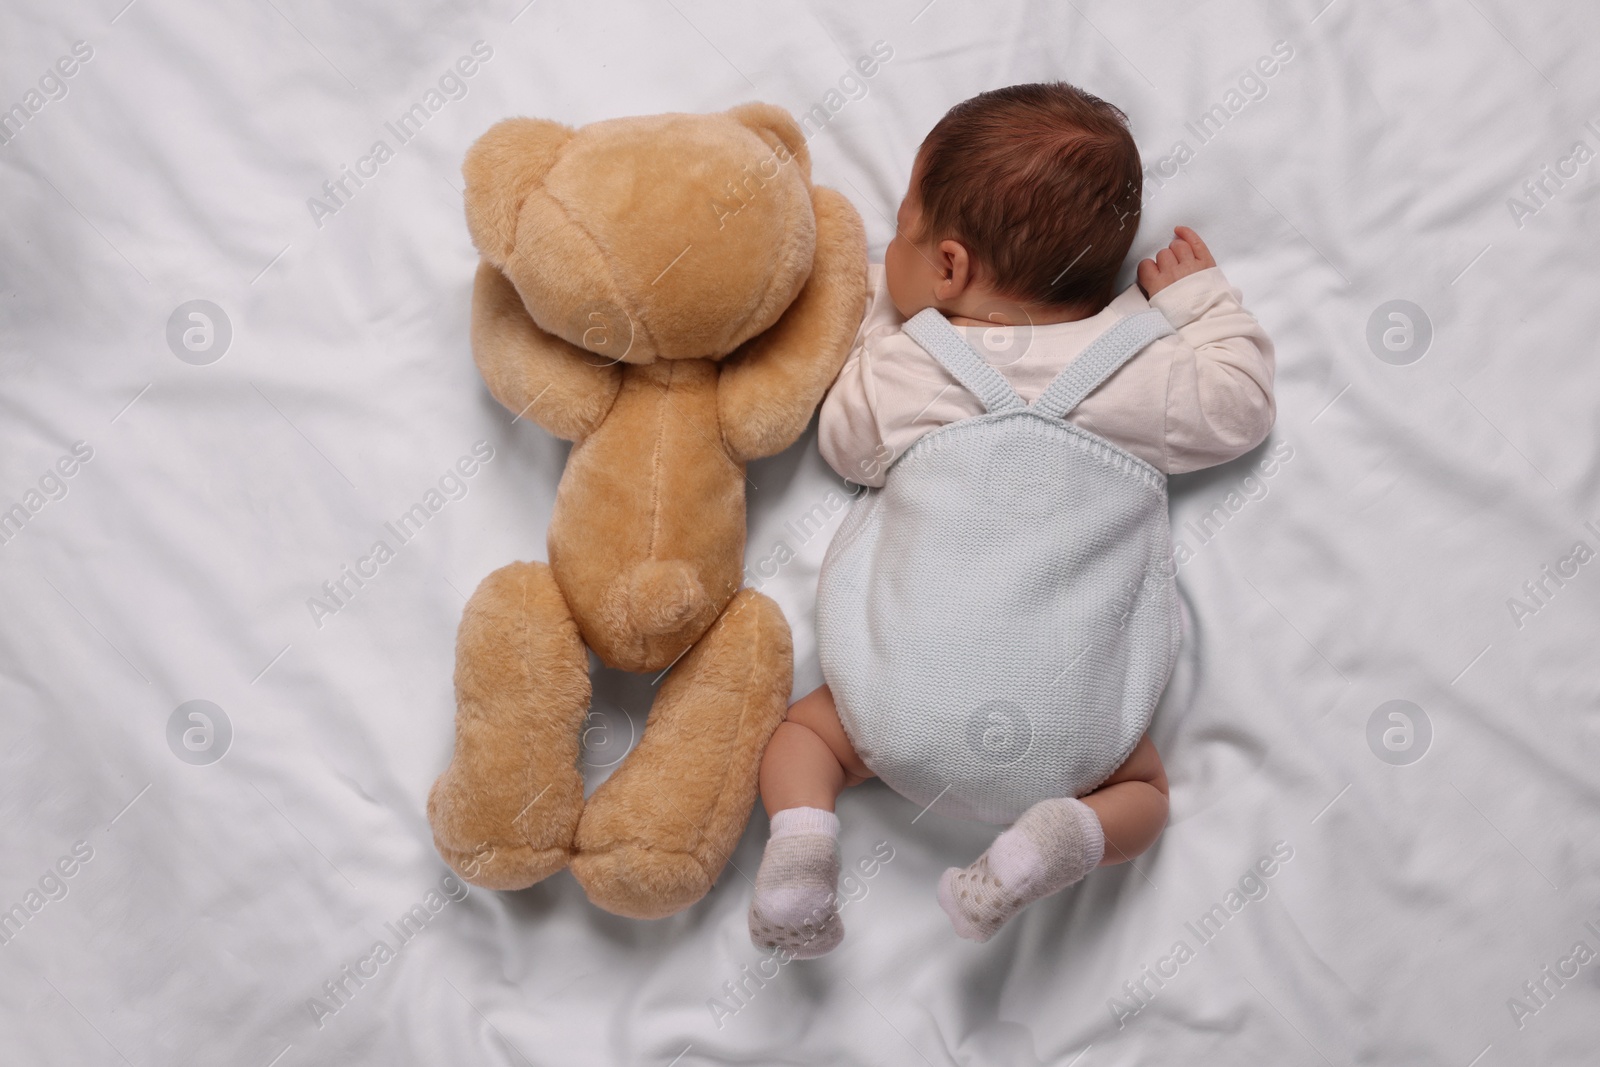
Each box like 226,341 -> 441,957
1136,225 -> 1217,297
817,265 -> 902,487
1138,227 -> 1277,473
817,340 -> 895,487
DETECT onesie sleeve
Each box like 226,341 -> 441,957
818,264 -> 897,487
1146,266 -> 1277,474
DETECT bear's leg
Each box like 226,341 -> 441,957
570,589 -> 792,919
428,561 -> 590,890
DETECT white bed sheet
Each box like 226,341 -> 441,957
4,0 -> 1599,1063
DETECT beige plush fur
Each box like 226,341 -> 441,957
427,103 -> 867,919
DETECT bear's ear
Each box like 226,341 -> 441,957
462,117 -> 574,267
725,102 -> 811,184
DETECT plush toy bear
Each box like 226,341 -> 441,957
427,104 -> 867,919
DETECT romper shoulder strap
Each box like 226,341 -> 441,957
1030,309 -> 1176,419
902,307 -> 1025,415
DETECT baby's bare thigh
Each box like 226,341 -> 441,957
787,685 -> 875,784
1092,732 -> 1168,794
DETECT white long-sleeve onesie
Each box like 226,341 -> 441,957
818,263 -> 1276,486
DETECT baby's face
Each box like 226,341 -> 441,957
883,153 -> 945,320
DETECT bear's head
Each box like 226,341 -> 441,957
462,103 -> 817,365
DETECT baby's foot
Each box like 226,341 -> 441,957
748,807 -> 843,959
937,796 -> 1105,942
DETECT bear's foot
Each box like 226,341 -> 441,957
428,561 -> 590,890
571,588 -> 792,918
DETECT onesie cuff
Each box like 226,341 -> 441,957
1147,265 -> 1233,328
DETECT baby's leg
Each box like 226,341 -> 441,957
1080,733 -> 1169,866
938,734 -> 1169,942
761,684 -> 875,814
749,685 -> 874,958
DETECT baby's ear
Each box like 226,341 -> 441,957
462,117 -> 574,267
725,102 -> 812,184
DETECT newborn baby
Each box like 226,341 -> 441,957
749,82 -> 1275,956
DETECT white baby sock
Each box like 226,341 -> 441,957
748,806 -> 844,959
937,796 -> 1105,943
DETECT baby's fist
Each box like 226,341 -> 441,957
1137,226 -> 1216,297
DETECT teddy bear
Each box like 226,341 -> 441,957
427,103 -> 867,919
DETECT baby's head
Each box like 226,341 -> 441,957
885,82 -> 1142,323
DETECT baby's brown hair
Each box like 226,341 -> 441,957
913,82 -> 1142,313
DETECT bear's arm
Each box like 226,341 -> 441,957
716,186 -> 867,463
471,260 -> 622,442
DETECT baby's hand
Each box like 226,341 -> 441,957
1136,226 -> 1216,297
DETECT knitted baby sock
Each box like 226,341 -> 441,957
748,807 -> 844,959
936,796 -> 1105,942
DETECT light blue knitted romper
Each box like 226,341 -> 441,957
816,306 -> 1182,824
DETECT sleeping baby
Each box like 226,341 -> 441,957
748,82 -> 1276,955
